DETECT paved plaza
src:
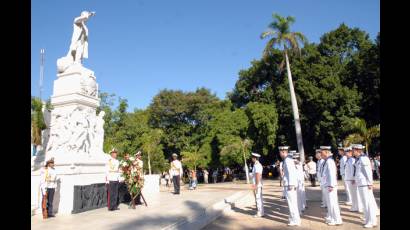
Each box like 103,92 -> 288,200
204,180 -> 380,230
32,179 -> 379,230
31,181 -> 252,230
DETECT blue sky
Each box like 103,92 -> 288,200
31,0 -> 380,111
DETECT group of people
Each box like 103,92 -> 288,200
105,149 -> 145,211
250,144 -> 379,228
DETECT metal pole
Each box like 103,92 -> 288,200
39,49 -> 45,100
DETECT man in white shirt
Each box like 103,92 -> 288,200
40,157 -> 58,218
306,156 -> 317,187
321,146 -> 343,226
338,147 -> 352,204
344,146 -> 363,212
353,144 -> 378,228
170,153 -> 183,194
279,146 -> 301,226
251,153 -> 264,217
106,149 -> 121,211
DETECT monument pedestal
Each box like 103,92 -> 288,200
31,64 -> 110,215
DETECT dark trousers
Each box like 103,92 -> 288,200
108,181 -> 119,210
173,175 -> 180,194
309,173 -> 316,187
46,188 -> 55,216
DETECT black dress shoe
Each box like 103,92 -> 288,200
48,215 -> 55,218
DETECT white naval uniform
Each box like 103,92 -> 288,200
355,154 -> 378,227
252,161 -> 264,216
280,162 -> 285,197
106,157 -> 120,182
322,156 -> 343,224
318,158 -> 327,207
40,167 -> 58,194
283,156 -> 301,225
340,155 -> 351,203
296,162 -> 306,213
345,157 -> 363,212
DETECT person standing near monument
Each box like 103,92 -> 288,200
344,146 -> 363,212
279,146 -> 301,226
321,146 -> 343,226
250,153 -> 264,218
40,157 -> 58,218
316,149 -> 327,208
353,144 -> 378,228
106,149 -> 120,211
294,153 -> 307,214
130,151 -> 144,207
338,147 -> 352,205
170,153 -> 183,194
203,169 -> 209,184
306,156 -> 317,187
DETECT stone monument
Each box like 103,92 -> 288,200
32,11 -> 110,215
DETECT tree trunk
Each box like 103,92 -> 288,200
243,147 -> 250,184
148,152 -> 152,175
285,51 -> 306,163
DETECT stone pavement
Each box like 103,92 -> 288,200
31,181 -> 252,230
203,180 -> 380,230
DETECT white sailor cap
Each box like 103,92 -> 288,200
110,148 -> 118,153
344,147 -> 352,151
352,144 -> 364,150
315,149 -> 322,153
172,153 -> 178,157
251,152 -> 261,158
135,151 -> 142,156
320,146 -> 331,150
292,153 -> 300,159
278,146 -> 289,150
338,146 -> 344,150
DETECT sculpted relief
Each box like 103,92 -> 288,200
46,106 -> 105,156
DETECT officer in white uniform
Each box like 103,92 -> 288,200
40,157 -> 58,218
251,152 -> 264,217
353,144 -> 378,228
316,149 -> 327,208
338,147 -> 352,204
106,149 -> 121,211
321,146 -> 343,226
279,146 -> 301,226
293,152 -> 306,214
344,146 -> 363,212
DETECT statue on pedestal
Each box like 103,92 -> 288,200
57,11 -> 95,73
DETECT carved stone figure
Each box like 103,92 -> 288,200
57,11 -> 95,73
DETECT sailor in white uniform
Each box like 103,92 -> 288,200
344,146 -> 363,212
316,149 -> 327,208
321,146 -> 343,226
293,152 -> 307,214
338,146 -> 352,204
353,144 -> 378,228
251,153 -> 264,217
279,146 -> 301,226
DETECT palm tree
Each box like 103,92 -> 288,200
261,13 -> 307,163
343,118 -> 380,154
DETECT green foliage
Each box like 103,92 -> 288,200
245,102 -> 279,155
181,145 -> 210,170
102,22 -> 380,170
31,97 -> 47,145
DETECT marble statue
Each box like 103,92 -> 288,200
57,11 -> 95,73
